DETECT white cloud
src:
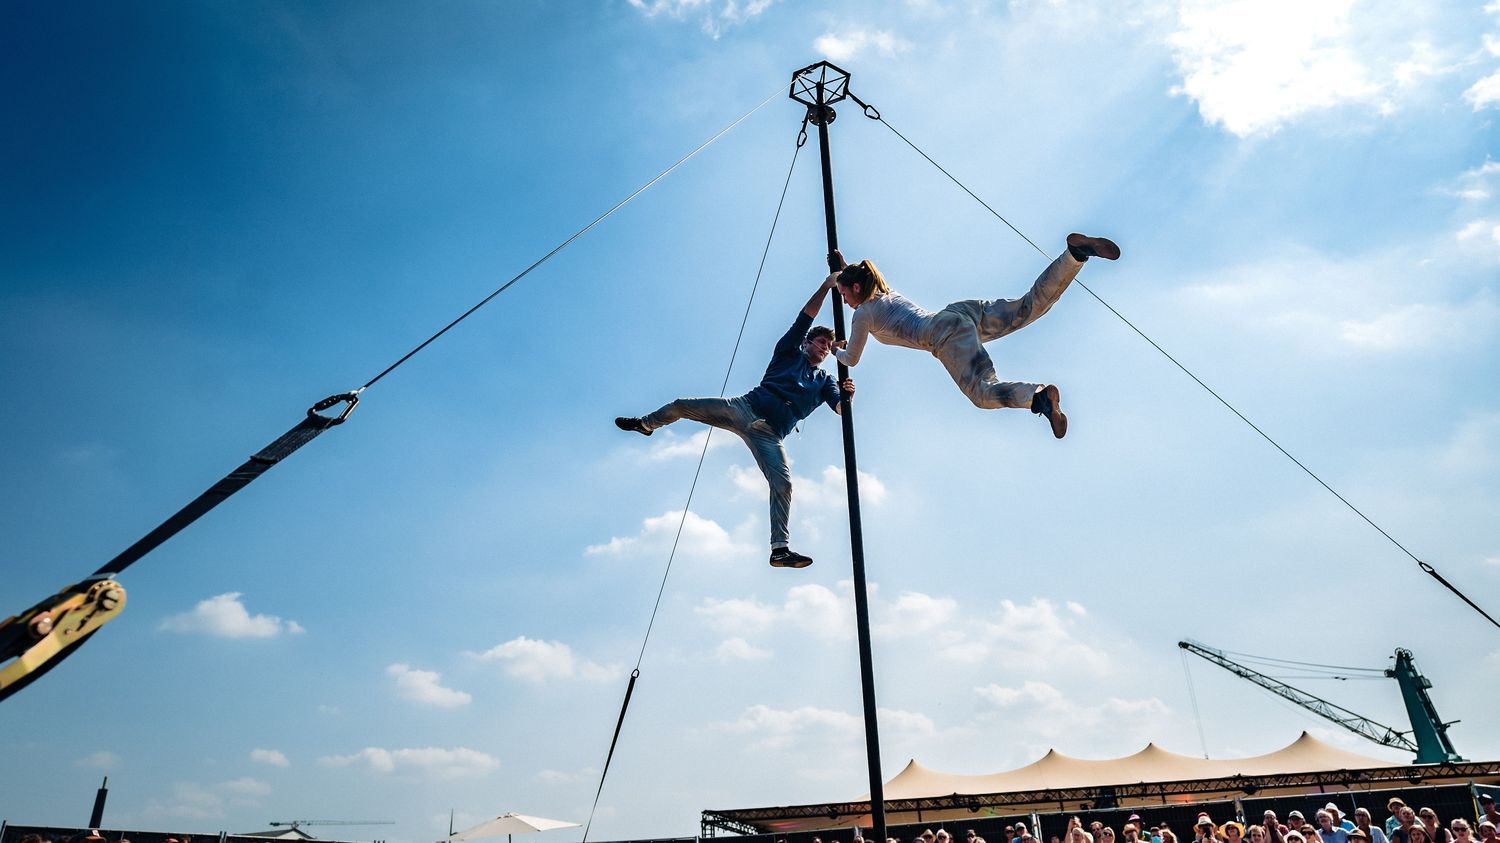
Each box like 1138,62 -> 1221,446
249,744 -> 286,765
76,750 -> 120,769
646,427 -> 734,460
141,778 -> 272,820
715,636 -> 772,662
697,582 -> 959,645
387,663 -> 473,708
1166,0 -> 1450,137
158,592 -> 303,639
469,636 -> 620,683
317,703 -> 341,715
1466,69 -> 1500,110
1184,249 -> 1500,352
142,782 -> 225,820
626,0 -> 774,38
942,597 -> 1112,672
586,509 -> 754,561
536,766 -> 597,785
801,464 -> 888,506
974,679 -> 1172,740
249,748 -> 289,767
814,28 -> 911,62
698,582 -> 851,641
1330,297 -> 1500,350
1440,160 -> 1500,202
696,595 -> 779,634
220,776 -> 272,797
715,703 -> 933,750
730,463 -> 888,507
874,590 -> 958,638
319,746 -> 499,777
1457,218 -> 1500,259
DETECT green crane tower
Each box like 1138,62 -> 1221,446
1179,640 -> 1462,764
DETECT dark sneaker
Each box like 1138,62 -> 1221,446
1067,232 -> 1121,261
614,416 -> 651,436
769,548 -> 813,569
1031,384 -> 1068,439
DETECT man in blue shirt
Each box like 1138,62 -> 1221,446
615,275 -> 853,569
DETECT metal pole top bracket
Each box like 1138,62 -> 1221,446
790,61 -> 852,125
790,61 -> 879,124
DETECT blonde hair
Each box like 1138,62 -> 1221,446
838,260 -> 890,305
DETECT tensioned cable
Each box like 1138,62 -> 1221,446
1267,674 -> 1387,682
867,110 -> 1500,633
631,122 -> 809,671
579,122 -> 808,843
1181,649 -> 1210,759
1218,650 -> 1385,674
2,92 -> 786,700
359,88 -> 781,392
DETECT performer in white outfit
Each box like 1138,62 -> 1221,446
830,233 -> 1120,438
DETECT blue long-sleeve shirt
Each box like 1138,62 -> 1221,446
744,311 -> 840,438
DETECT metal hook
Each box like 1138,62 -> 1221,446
307,391 -> 360,425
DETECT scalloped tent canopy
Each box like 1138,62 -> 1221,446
874,732 -> 1398,800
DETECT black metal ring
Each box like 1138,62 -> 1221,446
863,104 -> 880,120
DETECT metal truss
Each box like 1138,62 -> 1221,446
701,761 -> 1500,834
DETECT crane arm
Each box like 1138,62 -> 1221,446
1178,639 -> 1417,753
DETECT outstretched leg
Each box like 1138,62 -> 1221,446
975,252 -> 1084,343
975,234 -> 1117,342
635,396 -> 744,433
930,313 -> 1038,410
617,397 -> 811,566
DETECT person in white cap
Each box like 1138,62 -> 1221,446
1317,810 -> 1351,843
1327,805 -> 1357,831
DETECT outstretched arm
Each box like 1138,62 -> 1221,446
803,273 -> 838,318
834,306 -> 870,366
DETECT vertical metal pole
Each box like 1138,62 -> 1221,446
89,775 -> 109,828
810,85 -> 888,843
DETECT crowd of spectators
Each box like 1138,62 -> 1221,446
823,793 -> 1500,843
16,832 -> 192,843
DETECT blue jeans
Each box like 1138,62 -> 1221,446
641,395 -> 792,548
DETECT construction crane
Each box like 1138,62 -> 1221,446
1178,640 -> 1462,764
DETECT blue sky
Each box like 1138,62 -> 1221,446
3,0 -> 1499,839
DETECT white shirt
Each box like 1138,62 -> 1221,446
834,292 -> 936,366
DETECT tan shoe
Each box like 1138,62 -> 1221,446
1031,384 -> 1068,439
1067,232 -> 1121,261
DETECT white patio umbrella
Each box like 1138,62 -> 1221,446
449,813 -> 581,843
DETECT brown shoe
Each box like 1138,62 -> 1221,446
614,416 -> 651,436
1031,384 -> 1068,439
1067,232 -> 1121,261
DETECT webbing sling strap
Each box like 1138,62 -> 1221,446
92,392 -> 359,578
